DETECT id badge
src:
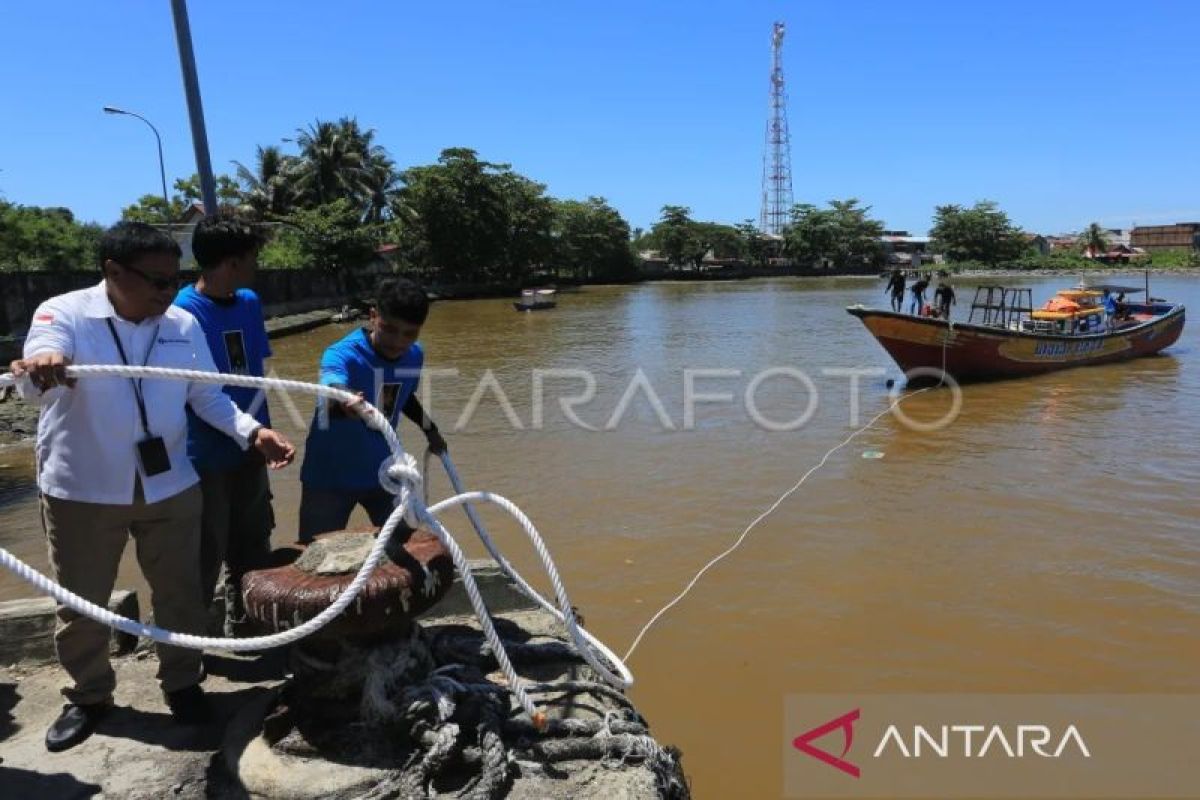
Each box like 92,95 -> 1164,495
136,436 -> 171,477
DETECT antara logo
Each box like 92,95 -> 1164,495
872,724 -> 1090,759
792,709 -> 861,778
792,709 -> 1091,779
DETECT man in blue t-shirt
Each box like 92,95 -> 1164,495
299,277 -> 446,542
174,212 -> 294,632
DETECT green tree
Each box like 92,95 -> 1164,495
630,226 -> 656,256
783,198 -> 884,269
395,148 -> 545,284
1078,222 -> 1109,256
646,208 -> 746,269
496,171 -> 555,284
120,173 -> 242,222
289,116 -> 399,221
651,205 -> 696,267
237,117 -> 400,222
120,194 -> 186,224
693,222 -> 743,262
736,220 -> 771,268
930,201 -> 1026,264
0,202 -> 103,270
267,199 -> 381,271
361,152 -> 401,224
552,197 -> 638,281
257,225 -> 308,269
291,118 -> 367,208
234,145 -> 299,217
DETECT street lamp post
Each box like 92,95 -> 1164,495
103,106 -> 172,225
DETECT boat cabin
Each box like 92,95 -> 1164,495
968,285 -> 1143,335
1027,289 -> 1105,334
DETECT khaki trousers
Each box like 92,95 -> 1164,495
41,484 -> 206,705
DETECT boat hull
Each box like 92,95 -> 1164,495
846,304 -> 1185,383
513,301 -> 557,311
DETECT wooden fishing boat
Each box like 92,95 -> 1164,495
847,282 -> 1185,383
513,287 -> 557,311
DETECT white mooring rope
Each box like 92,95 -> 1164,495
423,451 -> 632,689
0,364 -> 633,727
623,381 -> 939,662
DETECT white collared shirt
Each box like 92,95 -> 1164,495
20,282 -> 261,505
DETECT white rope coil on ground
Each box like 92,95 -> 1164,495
0,364 -> 634,725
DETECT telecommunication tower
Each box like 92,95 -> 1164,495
759,21 -> 793,235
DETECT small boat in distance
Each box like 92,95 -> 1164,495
514,287 -> 557,312
847,281 -> 1185,384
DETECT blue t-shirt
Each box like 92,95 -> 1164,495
300,327 -> 424,491
173,285 -> 272,471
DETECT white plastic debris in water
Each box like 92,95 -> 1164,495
862,450 -> 885,459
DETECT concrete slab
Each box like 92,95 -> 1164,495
0,590 -> 139,665
419,558 -> 539,618
264,309 -> 334,339
0,564 -> 684,798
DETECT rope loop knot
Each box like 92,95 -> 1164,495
379,452 -> 425,527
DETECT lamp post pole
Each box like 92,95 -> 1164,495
103,106 -> 171,224
170,0 -> 218,216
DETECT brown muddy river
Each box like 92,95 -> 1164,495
1,275 -> 1197,797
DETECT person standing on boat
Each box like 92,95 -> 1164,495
297,277 -> 447,543
9,222 -> 295,752
885,269 -> 906,312
934,282 -> 956,319
1115,292 -> 1129,321
173,211 -> 276,636
909,277 -> 930,315
1101,289 -> 1117,328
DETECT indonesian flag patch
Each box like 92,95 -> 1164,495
33,313 -> 54,324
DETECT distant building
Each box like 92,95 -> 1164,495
637,251 -> 669,275
1104,228 -> 1132,248
1131,223 -> 1200,252
178,202 -> 207,225
880,232 -> 933,265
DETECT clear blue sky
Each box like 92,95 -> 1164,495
1,0 -> 1198,236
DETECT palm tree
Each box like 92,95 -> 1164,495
289,117 -> 400,219
291,118 -> 367,207
360,152 -> 402,223
1079,223 -> 1109,258
233,145 -> 298,217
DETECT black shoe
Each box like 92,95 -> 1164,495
45,702 -> 110,752
164,684 -> 212,725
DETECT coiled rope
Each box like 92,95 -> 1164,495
291,625 -> 687,799
0,364 -> 633,727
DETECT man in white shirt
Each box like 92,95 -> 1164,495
11,222 -> 295,752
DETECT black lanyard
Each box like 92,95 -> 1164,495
106,318 -> 160,437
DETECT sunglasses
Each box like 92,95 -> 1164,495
119,261 -> 182,291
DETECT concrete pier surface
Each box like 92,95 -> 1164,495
0,561 -> 685,799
